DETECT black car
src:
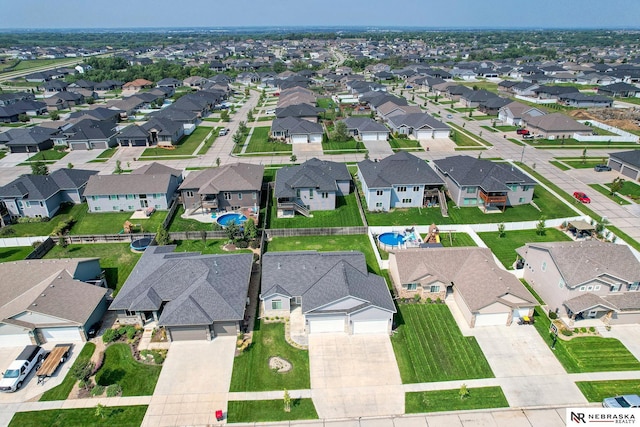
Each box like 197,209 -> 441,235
87,321 -> 102,339
594,164 -> 612,172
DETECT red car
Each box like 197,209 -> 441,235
516,128 -> 530,135
573,191 -> 591,203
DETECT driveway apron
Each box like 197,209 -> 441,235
309,334 -> 404,418
141,337 -> 236,427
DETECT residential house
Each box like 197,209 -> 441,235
342,117 -> 389,141
116,117 -> 184,147
389,247 -> 536,327
557,93 -> 613,108
523,113 -> 592,138
433,155 -> 536,211
597,82 -> 640,98
497,101 -> 546,126
0,258 -> 108,347
477,97 -> 512,116
275,103 -> 321,123
0,168 -> 97,220
608,150 -> 640,180
386,113 -> 450,139
460,90 -> 499,108
357,151 -> 444,211
156,78 -> 182,89
376,101 -> 423,121
84,163 -> 182,212
275,158 -> 351,218
45,91 -> 85,110
0,126 -> 57,153
110,246 -> 253,341
122,78 -> 154,91
261,251 -> 395,334
0,92 -> 35,107
532,85 -> 579,100
270,117 -> 323,144
179,163 -> 264,214
516,241 -> 640,325
60,119 -> 118,150
43,80 -> 68,96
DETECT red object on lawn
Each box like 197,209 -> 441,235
216,410 -> 224,421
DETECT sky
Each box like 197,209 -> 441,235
1,0 -> 639,30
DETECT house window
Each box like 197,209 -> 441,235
463,198 -> 476,205
185,191 -> 194,198
466,187 -> 476,194
124,310 -> 136,317
25,201 -> 31,208
296,189 -> 300,198
112,206 -> 118,211
594,285 -> 601,291
271,299 -> 282,310
508,184 -> 518,192
413,186 -> 420,192
94,206 -> 101,211
397,186 -> 407,192
238,193 -> 243,200
541,261 -> 547,272
109,195 -> 117,200
588,310 -> 598,318
376,190 -> 383,196
139,194 -> 147,199
579,286 -> 586,291
252,192 -> 257,200
402,198 -> 412,203
128,205 -> 134,210
611,284 -> 621,292
558,279 -> 565,289
155,205 -> 161,209
430,285 -> 440,293
39,201 -> 44,207
519,197 -> 525,203
126,194 -> 135,200
587,286 -> 593,291
224,192 -> 231,200
407,283 -> 417,291
630,282 -> 639,291
522,185 -> 531,191
309,189 -> 313,199
321,192 -> 328,199
375,202 -> 383,208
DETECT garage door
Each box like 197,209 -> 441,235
621,165 -> 638,179
309,134 -> 323,143
362,133 -> 377,141
212,321 -> 237,337
474,312 -> 509,327
91,141 -> 107,149
9,146 -> 28,153
416,130 -> 431,140
352,320 -> 388,334
292,134 -> 308,144
40,327 -> 82,342
169,326 -> 208,341
609,160 -> 622,172
513,308 -> 531,319
308,317 -> 345,334
0,333 -> 32,347
70,142 -> 88,151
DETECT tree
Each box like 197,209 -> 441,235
156,225 -> 171,246
290,154 -> 297,163
225,220 -> 240,242
67,162 -> 74,169
220,110 -> 229,122
86,96 -> 95,105
232,130 -> 244,145
49,110 -> 60,120
536,219 -> 546,236
497,222 -> 506,238
332,121 -> 350,142
247,110 -> 254,122
95,404 -> 108,420
459,383 -> 469,400
31,160 -> 49,176
71,359 -> 94,388
581,147 -> 588,164
114,160 -> 123,174
238,121 -> 248,135
18,113 -> 30,122
609,177 -> 624,196
243,219 -> 258,240
216,157 -> 221,167
283,389 -> 291,413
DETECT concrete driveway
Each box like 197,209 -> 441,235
141,337 -> 236,427
601,324 -> 640,361
309,334 -> 403,418
472,326 -> 586,408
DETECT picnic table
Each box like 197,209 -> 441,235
36,344 -> 72,384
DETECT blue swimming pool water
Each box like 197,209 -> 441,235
378,232 -> 405,247
216,212 -> 248,227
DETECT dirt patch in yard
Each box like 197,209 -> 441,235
569,109 -> 640,132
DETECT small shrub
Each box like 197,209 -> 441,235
249,239 -> 260,249
79,378 -> 94,391
435,297 -> 442,304
548,311 -> 558,320
105,384 -> 122,397
561,329 -> 573,336
579,327 -> 587,334
90,385 -> 105,397
426,297 -> 432,304
588,326 -> 596,333
236,239 -> 249,249
124,325 -> 137,340
413,294 -> 421,303
102,328 -> 119,343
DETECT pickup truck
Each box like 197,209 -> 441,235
0,345 -> 46,392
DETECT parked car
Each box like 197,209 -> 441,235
446,114 -> 453,119
573,191 -> 591,203
516,128 -> 530,135
523,134 -> 534,139
603,394 -> 640,408
218,128 -> 229,136
594,164 -> 612,172
87,321 -> 102,339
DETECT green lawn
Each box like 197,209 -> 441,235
495,125 -> 518,132
439,231 -> 477,247
230,322 -> 310,392
167,205 -> 215,232
0,246 -> 33,262
227,399 -> 318,423
588,184 -> 631,205
244,126 -> 292,154
364,185 -> 575,226
172,239 -> 252,254
389,138 -> 423,151
69,207 -> 167,235
508,137 -> 526,146
96,148 -> 117,159
265,234 -> 380,274
95,344 -> 161,396
322,139 -> 367,154
0,203 -> 86,237
8,406 -> 148,427
40,343 -> 96,402
608,180 -> 640,202
406,387 -> 508,413
533,307 -> 640,373
448,123 -> 492,146
195,130 -> 218,155
607,226 -> 640,253
576,380 -> 640,402
549,160 -> 571,171
478,228 -> 573,269
141,127 -> 210,157
25,149 -> 68,162
391,304 -> 494,383
45,244 -> 141,295
563,160 -> 603,169
268,193 -> 363,229
449,127 -> 482,147
480,125 -> 498,133
1,58 -> 77,73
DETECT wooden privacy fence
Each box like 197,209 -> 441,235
266,226 -> 368,238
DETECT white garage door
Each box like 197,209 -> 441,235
308,317 -> 345,334
513,308 -> 531,319
416,130 -> 432,140
40,327 -> 82,342
292,134 -> 308,144
0,333 -> 32,347
474,312 -> 509,327
362,133 -> 377,141
352,320 -> 388,334
309,134 -> 323,143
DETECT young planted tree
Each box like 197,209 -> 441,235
220,110 -> 229,122
283,389 -> 291,413
609,177 -> 624,196
156,225 -> 171,246
247,110 -> 254,122
536,219 -> 546,236
332,121 -> 350,142
225,221 -> 240,242
497,222 -> 506,238
243,219 -> 258,241
49,110 -> 60,121
31,160 -> 49,176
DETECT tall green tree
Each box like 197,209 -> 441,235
31,160 -> 48,175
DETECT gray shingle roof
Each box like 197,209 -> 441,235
271,116 -> 323,135
610,150 -> 640,168
84,173 -> 173,196
386,113 -> 449,131
342,117 -> 389,133
275,158 -> 350,198
524,113 -> 592,133
110,246 -> 253,326
564,293 -> 616,313
433,155 -> 536,192
179,163 -> 264,194
358,151 -> 443,188
0,168 -> 97,200
261,251 -> 395,314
